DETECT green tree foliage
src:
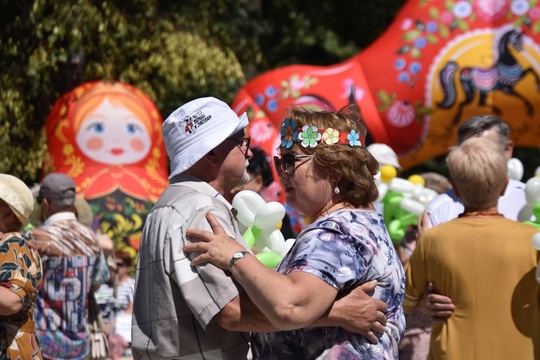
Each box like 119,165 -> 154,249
0,0 -> 261,182
256,0 -> 406,69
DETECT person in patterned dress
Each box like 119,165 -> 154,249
186,104 -> 406,359
26,173 -> 108,360
0,174 -> 43,359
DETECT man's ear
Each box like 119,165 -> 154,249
252,175 -> 264,193
505,140 -> 514,160
41,198 -> 51,218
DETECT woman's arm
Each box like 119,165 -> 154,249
186,212 -> 338,330
213,280 -> 386,342
0,235 -> 42,316
0,286 -> 23,315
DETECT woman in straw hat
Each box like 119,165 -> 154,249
0,174 -> 43,359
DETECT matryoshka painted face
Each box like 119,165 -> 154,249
75,98 -> 151,165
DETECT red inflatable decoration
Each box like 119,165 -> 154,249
44,81 -> 169,255
233,0 -> 540,203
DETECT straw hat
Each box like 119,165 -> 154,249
0,174 -> 34,227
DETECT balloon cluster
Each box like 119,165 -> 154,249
232,190 -> 295,268
521,168 -> 540,283
519,175 -> 540,226
375,165 -> 438,244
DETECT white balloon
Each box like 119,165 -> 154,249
535,166 -> 540,177
254,202 -> 286,229
525,177 -> 540,204
415,188 -> 438,205
518,178 -> 540,222
507,158 -> 524,181
263,230 -> 285,254
232,190 -> 266,227
280,238 -> 296,257
518,204 -> 534,222
532,232 -> 540,250
400,198 -> 425,216
389,178 -> 416,195
376,183 -> 388,203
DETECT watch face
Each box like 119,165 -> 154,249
234,252 -> 244,259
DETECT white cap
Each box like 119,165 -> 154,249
367,143 -> 402,171
163,97 -> 248,178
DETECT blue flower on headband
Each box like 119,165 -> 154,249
280,118 -> 298,148
347,130 -> 361,146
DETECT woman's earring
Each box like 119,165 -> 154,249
334,186 -> 340,195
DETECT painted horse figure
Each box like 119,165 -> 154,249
438,29 -> 540,124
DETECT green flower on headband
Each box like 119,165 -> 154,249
322,128 -> 340,145
347,130 -> 361,146
280,118 -> 298,149
298,125 -> 321,148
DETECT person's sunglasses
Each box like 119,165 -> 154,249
273,154 -> 313,177
227,136 -> 251,156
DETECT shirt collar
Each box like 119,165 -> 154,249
169,173 -> 234,211
44,211 -> 77,226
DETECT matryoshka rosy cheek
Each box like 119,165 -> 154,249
130,138 -> 146,152
86,137 -> 104,151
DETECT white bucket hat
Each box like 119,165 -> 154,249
0,174 -> 34,227
367,143 -> 403,171
163,97 -> 248,178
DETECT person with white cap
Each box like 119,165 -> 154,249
131,97 -> 388,360
26,172 -> 108,360
367,143 -> 403,172
0,174 -> 43,359
367,143 -> 403,215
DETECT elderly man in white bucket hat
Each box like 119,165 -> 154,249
0,174 -> 43,359
132,97 -> 389,360
132,97 -> 256,359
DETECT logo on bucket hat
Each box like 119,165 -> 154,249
182,110 -> 212,135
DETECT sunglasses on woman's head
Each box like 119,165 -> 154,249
273,154 -> 313,177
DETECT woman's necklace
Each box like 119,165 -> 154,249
458,210 -> 503,218
327,204 -> 349,214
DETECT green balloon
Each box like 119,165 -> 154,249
256,252 -> 283,269
242,226 -> 261,248
388,219 -> 405,244
382,191 -> 403,223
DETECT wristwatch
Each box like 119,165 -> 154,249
228,251 -> 249,272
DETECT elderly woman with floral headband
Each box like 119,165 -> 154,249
185,104 -> 405,359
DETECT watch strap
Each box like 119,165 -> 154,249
228,251 -> 249,272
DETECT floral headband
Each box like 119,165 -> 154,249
280,118 -> 362,149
